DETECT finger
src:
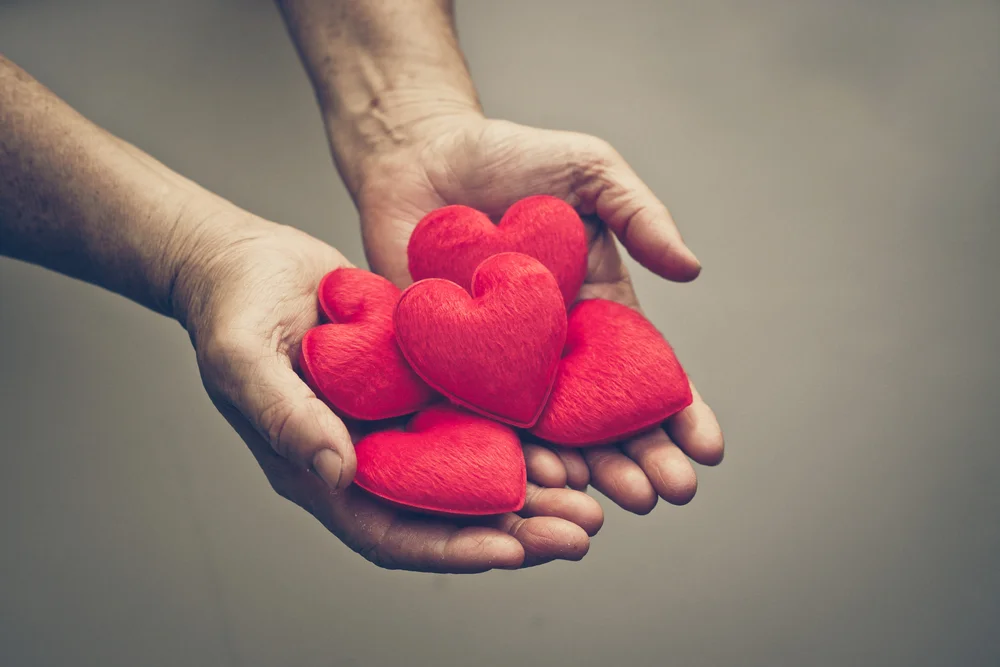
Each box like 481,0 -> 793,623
362,217 -> 416,288
583,445 -> 658,514
550,446 -> 591,490
578,224 -> 643,310
488,514 -> 591,567
622,429 -> 698,505
355,509 -> 526,573
523,443 -> 569,488
667,382 -> 725,466
212,343 -> 357,490
358,179 -> 446,289
223,405 -> 525,573
519,483 -> 604,536
575,141 -> 701,282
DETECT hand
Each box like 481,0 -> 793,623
351,115 -> 725,513
172,210 -> 602,572
0,54 -> 600,573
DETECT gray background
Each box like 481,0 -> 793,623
1,1 -> 998,665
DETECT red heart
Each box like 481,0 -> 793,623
299,268 -> 436,420
531,299 -> 693,446
394,253 -> 567,428
354,405 -> 527,516
407,195 -> 588,304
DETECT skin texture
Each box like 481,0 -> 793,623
278,0 -> 726,522
0,55 -> 602,573
352,116 -> 725,514
190,230 -> 603,572
3,0 -> 724,573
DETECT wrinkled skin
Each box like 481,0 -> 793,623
354,117 -> 725,514
180,115 -> 724,573
178,214 -> 603,573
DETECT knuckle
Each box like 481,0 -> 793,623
568,135 -> 620,206
258,395 -> 297,458
586,449 -> 617,469
524,521 -> 564,551
523,484 -> 544,507
575,135 -> 617,169
587,136 -> 617,160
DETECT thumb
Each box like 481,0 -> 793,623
205,343 -> 357,491
576,140 -> 701,282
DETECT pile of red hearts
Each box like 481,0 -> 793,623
299,196 -> 692,516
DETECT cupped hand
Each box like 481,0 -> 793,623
352,115 -> 725,513
171,210 -> 602,572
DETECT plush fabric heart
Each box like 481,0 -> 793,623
354,405 -> 527,516
299,268 -> 436,420
531,299 -> 693,446
394,252 -> 567,428
407,195 -> 588,304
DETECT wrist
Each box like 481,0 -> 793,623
323,89 -> 482,197
162,197 -> 267,337
97,142 -> 255,331
277,0 -> 482,196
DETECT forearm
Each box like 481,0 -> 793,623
276,0 -> 481,194
0,55 -> 230,319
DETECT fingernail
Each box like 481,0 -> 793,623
312,449 -> 344,490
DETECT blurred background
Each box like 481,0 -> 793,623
1,1 -> 998,665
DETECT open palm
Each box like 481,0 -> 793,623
180,215 -> 602,573
355,118 -> 725,513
